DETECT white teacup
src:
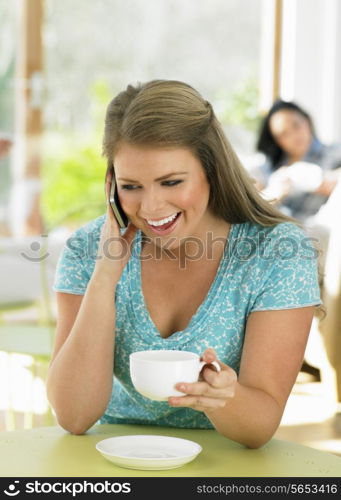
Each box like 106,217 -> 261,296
286,162 -> 323,192
130,350 -> 220,401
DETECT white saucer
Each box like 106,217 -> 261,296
96,435 -> 202,470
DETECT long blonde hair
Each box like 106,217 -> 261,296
102,79 -> 325,318
102,79 -> 296,227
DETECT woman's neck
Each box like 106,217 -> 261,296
142,217 -> 231,264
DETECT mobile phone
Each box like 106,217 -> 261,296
109,175 -> 129,228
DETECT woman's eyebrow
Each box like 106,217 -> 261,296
117,171 -> 189,182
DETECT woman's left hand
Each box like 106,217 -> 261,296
168,348 -> 237,413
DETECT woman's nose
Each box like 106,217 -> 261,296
140,188 -> 165,215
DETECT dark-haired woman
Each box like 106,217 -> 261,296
255,99 -> 341,222
254,99 -> 341,277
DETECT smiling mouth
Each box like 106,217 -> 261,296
145,212 -> 181,232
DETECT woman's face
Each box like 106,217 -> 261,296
113,143 -> 217,248
269,110 -> 313,160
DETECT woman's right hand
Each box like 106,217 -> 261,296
93,172 -> 138,283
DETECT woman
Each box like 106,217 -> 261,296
47,80 -> 321,448
255,99 -> 341,222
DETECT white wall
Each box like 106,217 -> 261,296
280,0 -> 341,144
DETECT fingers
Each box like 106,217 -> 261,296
169,395 -> 227,412
204,363 -> 237,391
201,348 -> 217,363
168,348 -> 237,412
174,366 -> 236,397
175,380 -> 235,399
200,348 -> 236,388
168,387 -> 234,412
202,364 -> 237,389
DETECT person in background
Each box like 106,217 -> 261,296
254,100 -> 341,222
253,100 -> 341,276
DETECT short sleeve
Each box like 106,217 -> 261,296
52,226 -> 97,295
250,223 -> 322,312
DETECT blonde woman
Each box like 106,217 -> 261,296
47,80 -> 321,448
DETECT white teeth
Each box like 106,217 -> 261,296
147,213 -> 178,226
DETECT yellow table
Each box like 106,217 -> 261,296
1,424 -> 340,477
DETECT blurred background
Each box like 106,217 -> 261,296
0,0 -> 340,455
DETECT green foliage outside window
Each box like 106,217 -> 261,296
215,74 -> 261,132
41,136 -> 107,231
41,80 -> 112,231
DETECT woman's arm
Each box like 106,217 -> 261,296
46,275 -> 117,435
169,306 -> 315,448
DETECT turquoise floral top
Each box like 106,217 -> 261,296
53,214 -> 321,429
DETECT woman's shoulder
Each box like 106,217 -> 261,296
240,220 -> 305,239
243,220 -> 321,312
235,221 -> 315,260
62,214 -> 107,262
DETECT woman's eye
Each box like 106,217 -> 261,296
121,180 -> 183,189
121,184 -> 139,190
162,180 -> 183,187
